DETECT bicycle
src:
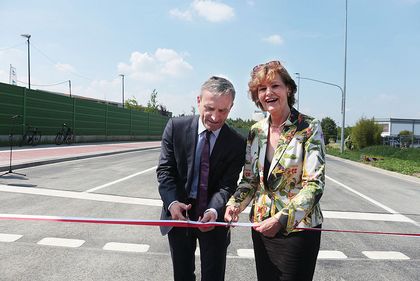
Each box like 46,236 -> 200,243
19,125 -> 42,146
55,123 -> 74,145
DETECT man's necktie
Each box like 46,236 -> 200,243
197,130 -> 211,217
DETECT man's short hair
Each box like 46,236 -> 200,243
201,76 -> 236,101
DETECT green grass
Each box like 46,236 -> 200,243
326,145 -> 420,177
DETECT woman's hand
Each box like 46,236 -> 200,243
224,205 -> 240,223
254,217 -> 282,237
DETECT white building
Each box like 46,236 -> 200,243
375,118 -> 420,147
375,118 -> 420,137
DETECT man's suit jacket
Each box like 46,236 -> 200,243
157,115 -> 246,235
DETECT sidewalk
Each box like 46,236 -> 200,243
0,141 -> 161,172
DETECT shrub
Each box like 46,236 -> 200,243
351,117 -> 382,149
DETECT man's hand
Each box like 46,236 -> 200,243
224,205 -> 240,223
198,211 -> 217,232
169,202 -> 192,221
253,217 -> 282,237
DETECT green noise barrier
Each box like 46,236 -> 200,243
0,82 -> 169,143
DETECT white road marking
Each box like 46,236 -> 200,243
103,242 -> 149,253
326,176 -> 419,226
318,250 -> 348,259
322,211 -> 414,223
84,166 -> 157,193
362,251 -> 410,260
37,237 -> 85,248
237,249 -> 254,258
0,183 -> 417,224
0,233 -> 23,242
0,184 -> 162,206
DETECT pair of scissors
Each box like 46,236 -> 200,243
226,219 -> 233,238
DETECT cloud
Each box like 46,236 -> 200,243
169,8 -> 193,21
170,0 -> 235,23
263,34 -> 284,45
117,48 -> 193,81
55,63 -> 76,73
192,0 -> 235,22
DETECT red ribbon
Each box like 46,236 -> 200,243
1,214 -> 419,237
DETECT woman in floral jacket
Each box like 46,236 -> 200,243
225,60 -> 325,281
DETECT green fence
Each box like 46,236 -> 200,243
0,82 -> 169,141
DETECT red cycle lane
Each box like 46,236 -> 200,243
0,141 -> 161,172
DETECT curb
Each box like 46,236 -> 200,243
0,146 -> 160,172
326,154 -> 420,185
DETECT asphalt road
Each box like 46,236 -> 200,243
0,150 -> 419,281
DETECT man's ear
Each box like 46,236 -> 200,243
197,96 -> 201,105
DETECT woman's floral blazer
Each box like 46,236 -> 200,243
227,107 -> 326,235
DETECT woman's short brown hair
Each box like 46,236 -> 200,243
248,60 -> 297,110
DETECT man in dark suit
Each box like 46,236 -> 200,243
157,76 -> 246,281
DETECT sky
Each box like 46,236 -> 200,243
1,0 -> 419,127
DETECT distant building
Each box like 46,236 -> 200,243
374,118 -> 420,137
374,118 -> 420,147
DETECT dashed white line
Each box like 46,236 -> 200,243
1,235 -> 416,261
318,250 -> 348,259
103,242 -> 149,253
0,233 -> 23,242
237,249 -> 254,258
362,251 -> 410,260
37,237 -> 85,248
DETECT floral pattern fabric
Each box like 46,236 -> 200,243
227,107 -> 326,234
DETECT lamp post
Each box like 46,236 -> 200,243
294,72 -> 301,111
21,34 -> 31,89
297,76 -> 345,153
342,0 -> 348,154
119,74 -> 125,108
68,80 -> 72,97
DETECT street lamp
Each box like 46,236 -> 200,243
294,72 -> 301,111
342,0 -> 348,154
68,80 -> 72,97
21,34 -> 31,89
297,75 -> 345,153
119,74 -> 125,108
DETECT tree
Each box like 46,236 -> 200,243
226,118 -> 256,131
321,117 -> 338,144
158,104 -> 172,117
399,130 -> 413,148
144,89 -> 172,116
191,106 -> 196,115
350,117 -> 382,149
145,89 -> 159,113
124,97 -> 145,111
